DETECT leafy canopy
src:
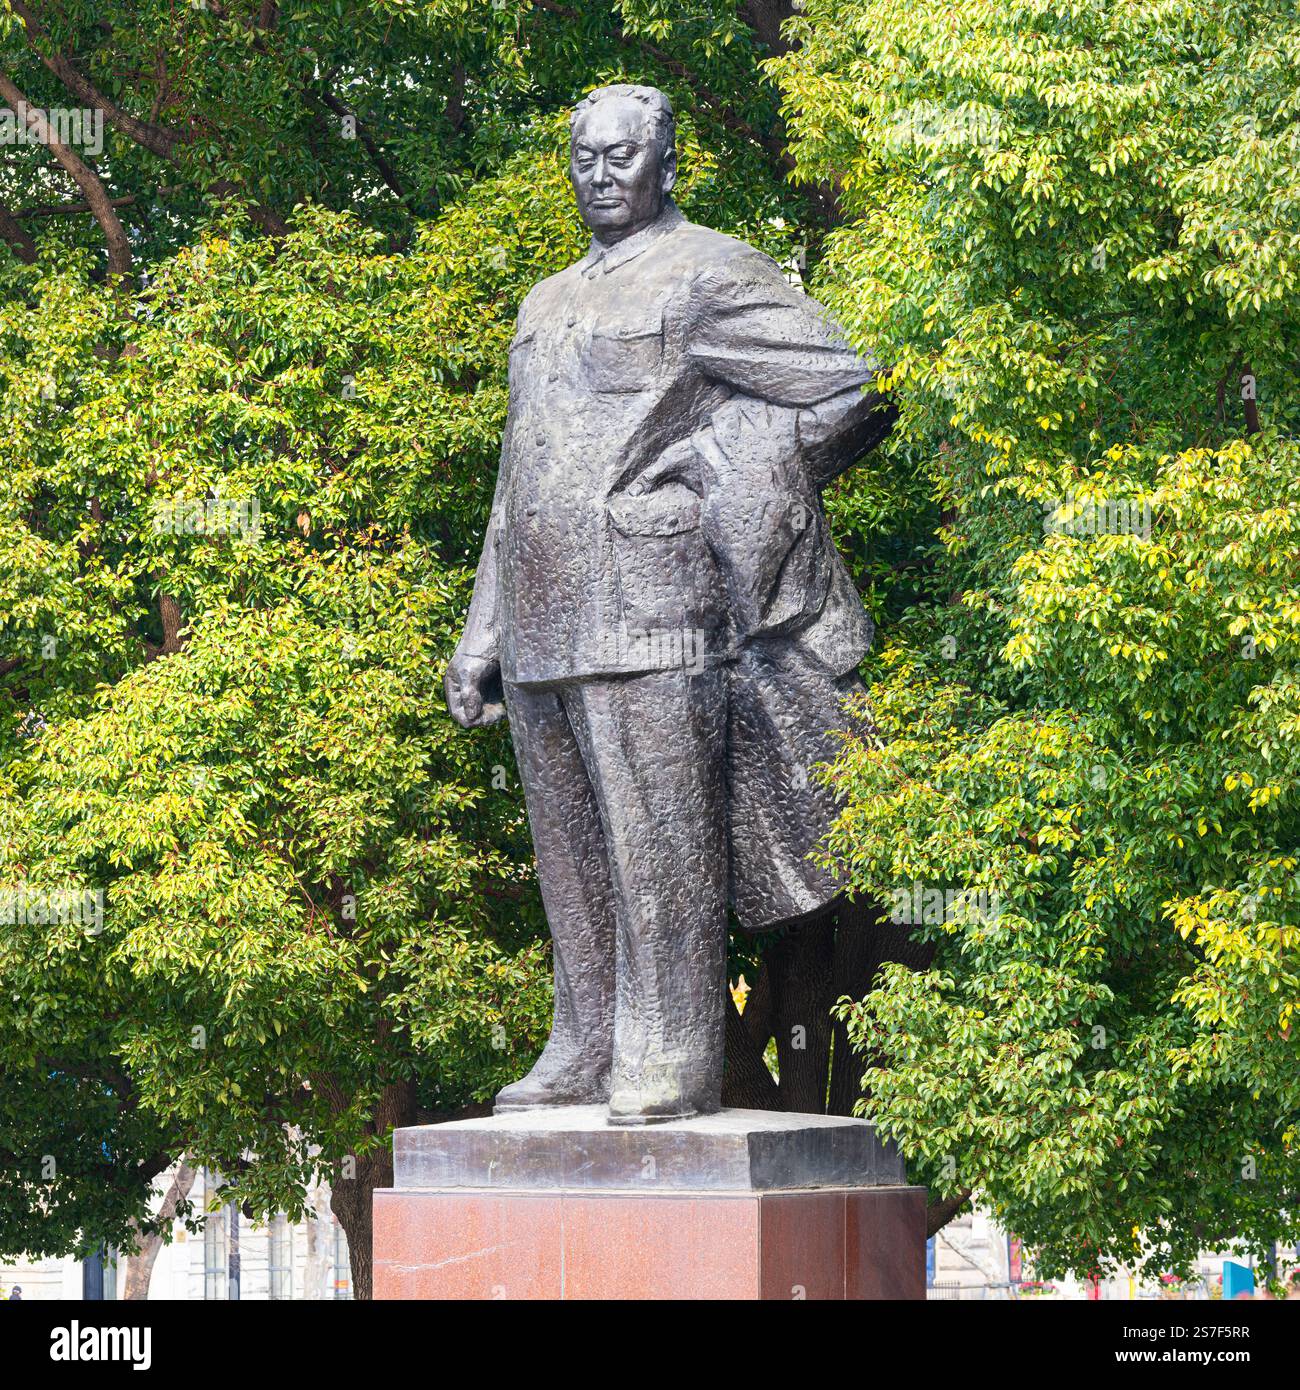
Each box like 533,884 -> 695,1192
777,0 -> 1300,1278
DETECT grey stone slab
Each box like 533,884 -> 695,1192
392,1106 -> 906,1192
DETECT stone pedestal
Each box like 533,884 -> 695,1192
374,1107 -> 925,1300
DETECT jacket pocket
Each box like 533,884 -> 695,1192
607,485 -> 718,640
584,320 -> 662,392
507,329 -> 536,393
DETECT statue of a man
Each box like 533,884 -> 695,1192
445,84 -> 894,1125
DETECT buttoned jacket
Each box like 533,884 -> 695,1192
459,201 -> 895,688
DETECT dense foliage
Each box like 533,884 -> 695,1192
0,1 -> 810,1294
778,0 -> 1300,1278
1,0 -> 1295,1294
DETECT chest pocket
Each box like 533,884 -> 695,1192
507,329 -> 536,394
583,316 -> 663,393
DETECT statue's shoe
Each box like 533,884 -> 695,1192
493,1055 -> 610,1112
605,1089 -> 715,1126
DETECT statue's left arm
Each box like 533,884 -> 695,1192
684,250 -> 896,485
619,248 -> 895,648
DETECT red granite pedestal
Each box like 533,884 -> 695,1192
373,1183 -> 926,1300
372,1106 -> 925,1300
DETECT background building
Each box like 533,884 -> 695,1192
0,1169 -> 351,1301
928,1205 -> 1299,1300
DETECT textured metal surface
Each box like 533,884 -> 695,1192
392,1106 -> 906,1192
444,85 -> 895,1124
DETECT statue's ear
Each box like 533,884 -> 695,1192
661,146 -> 678,196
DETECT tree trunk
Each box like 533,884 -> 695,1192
1240,362 -> 1260,435
721,987 -> 782,1109
827,895 -> 883,1115
827,896 -> 936,1116
740,0 -> 798,57
328,1079 -> 415,1300
303,1188 -> 332,1299
766,904 -> 837,1112
724,893 -> 959,1235
0,199 -> 36,263
159,590 -> 184,654
726,897 -> 936,1119
740,960 -> 774,1051
122,1157 -> 196,1300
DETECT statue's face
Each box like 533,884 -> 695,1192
570,97 -> 676,243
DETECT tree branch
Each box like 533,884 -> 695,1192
38,1055 -> 137,1102
7,0 -> 187,161
312,83 -> 406,202
123,1155 -> 196,1297
0,196 -> 36,261
927,1189 -> 973,1239
0,71 -> 132,276
16,185 -> 180,218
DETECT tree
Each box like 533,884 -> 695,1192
19,0 -> 1290,1295
772,0 -> 1300,1277
122,1156 -> 196,1301
0,2 -> 839,1296
0,202 -> 558,1296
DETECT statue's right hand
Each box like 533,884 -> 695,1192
444,651 -> 506,729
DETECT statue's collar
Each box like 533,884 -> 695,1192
580,200 -> 684,277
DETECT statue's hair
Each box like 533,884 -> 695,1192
570,84 -> 675,159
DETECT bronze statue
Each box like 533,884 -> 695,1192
445,84 -> 894,1124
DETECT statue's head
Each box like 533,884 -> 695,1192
570,85 -> 677,244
